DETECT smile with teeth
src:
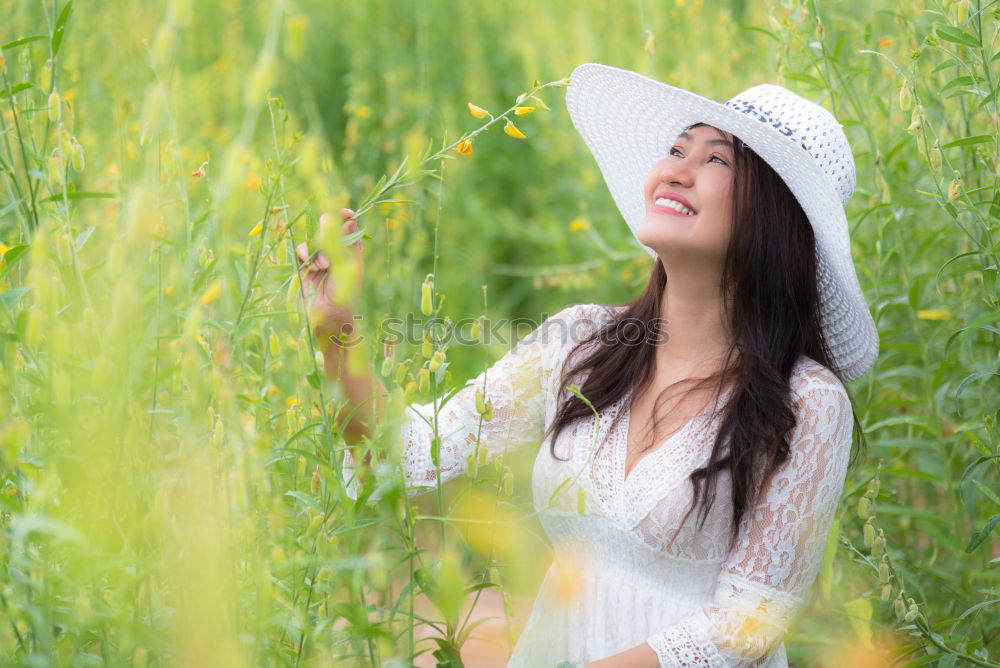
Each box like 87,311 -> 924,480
654,197 -> 696,216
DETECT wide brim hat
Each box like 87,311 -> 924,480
565,62 -> 879,382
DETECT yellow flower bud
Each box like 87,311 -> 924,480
503,119 -> 526,139
467,101 -> 489,119
48,89 -> 61,123
455,139 -> 473,156
429,350 -> 445,373
394,362 -> 408,385
248,221 -> 263,237
422,331 -> 433,359
418,367 -> 430,393
269,331 -> 280,357
514,106 -> 535,115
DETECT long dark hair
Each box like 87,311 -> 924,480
542,123 -> 867,552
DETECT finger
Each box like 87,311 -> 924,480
296,242 -> 310,264
341,207 -> 356,221
315,252 -> 330,270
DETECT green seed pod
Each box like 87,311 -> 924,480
71,140 -> 85,172
477,442 -> 488,466
947,176 -> 962,203
429,350 -> 445,373
878,555 -> 890,583
310,469 -> 321,494
502,465 -> 513,495
381,355 -> 394,377
422,331 -> 433,359
466,451 -> 478,478
269,331 -> 281,357
857,495 -> 871,519
863,520 -> 876,548
394,362 -> 409,386
316,566 -> 332,585
421,275 -> 434,315
404,380 -> 417,402
48,89 -> 61,123
576,487 -> 586,515
880,583 -> 892,602
873,529 -> 886,557
471,317 -> 481,341
929,143 -> 942,171
904,599 -> 918,622
866,476 -> 880,498
475,388 -> 486,415
418,367 -> 430,393
297,456 -> 307,479
305,513 -> 323,539
906,105 -> 923,135
483,399 -> 494,422
898,82 -> 912,111
893,595 -> 906,621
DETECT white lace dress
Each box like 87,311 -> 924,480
342,303 -> 854,667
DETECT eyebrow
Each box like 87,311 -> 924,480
676,130 -> 734,149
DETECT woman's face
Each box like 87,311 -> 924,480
638,124 -> 737,266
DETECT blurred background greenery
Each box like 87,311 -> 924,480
0,0 -> 997,665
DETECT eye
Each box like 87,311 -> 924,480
669,147 -> 729,166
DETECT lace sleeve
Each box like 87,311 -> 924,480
646,364 -> 855,666
341,303 -> 582,502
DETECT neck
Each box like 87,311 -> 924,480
655,263 -> 733,372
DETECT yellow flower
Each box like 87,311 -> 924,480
504,120 -> 526,139
467,101 -> 489,119
878,37 -> 892,48
199,281 -> 222,305
916,309 -> 951,320
455,138 -> 473,156
248,221 -> 263,237
247,170 -> 262,191
514,106 -> 535,115
568,217 -> 590,233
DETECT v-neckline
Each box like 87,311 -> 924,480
618,385 -> 734,488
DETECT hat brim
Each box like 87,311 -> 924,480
566,62 -> 878,382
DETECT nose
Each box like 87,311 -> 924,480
658,155 -> 694,188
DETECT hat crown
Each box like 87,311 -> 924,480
723,84 -> 856,207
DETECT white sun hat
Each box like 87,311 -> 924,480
565,62 -> 879,382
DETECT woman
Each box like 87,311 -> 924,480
298,63 -> 879,667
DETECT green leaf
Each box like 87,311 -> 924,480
783,71 -> 824,88
931,58 -> 957,73
935,25 -> 980,48
51,0 -> 74,57
973,479 -> 1000,506
940,75 -> 974,94
284,490 -> 323,513
0,83 -> 34,98
1,35 -> 48,51
0,287 -> 30,309
965,514 -> 1000,553
940,135 -> 994,149
37,190 -> 117,204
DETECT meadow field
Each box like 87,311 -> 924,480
0,0 -> 998,665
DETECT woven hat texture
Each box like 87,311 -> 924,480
565,62 -> 878,382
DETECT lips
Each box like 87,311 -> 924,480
653,190 -> 698,213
